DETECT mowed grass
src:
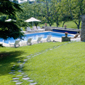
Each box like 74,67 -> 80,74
39,21 -> 81,29
22,21 -> 81,30
24,42 -> 85,85
0,42 -> 62,85
0,42 -> 85,85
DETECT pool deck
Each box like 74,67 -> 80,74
0,31 -> 81,47
2,37 -> 62,47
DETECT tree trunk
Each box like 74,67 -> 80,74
77,24 -> 80,29
74,19 -> 81,29
56,17 -> 59,27
62,21 -> 65,27
49,22 -> 51,26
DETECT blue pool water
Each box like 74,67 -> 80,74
0,32 -> 73,44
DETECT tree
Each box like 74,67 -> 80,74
37,0 -> 54,26
51,0 -> 62,27
0,0 -> 23,39
44,0 -> 54,26
17,2 -> 41,27
61,0 -> 85,29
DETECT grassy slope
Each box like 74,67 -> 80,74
0,42 -> 85,85
0,42 -> 62,85
24,42 -> 85,85
22,21 -> 81,31
39,21 -> 81,29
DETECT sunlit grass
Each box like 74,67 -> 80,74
40,21 -> 81,29
52,21 -> 79,28
0,42 -> 85,85
24,42 -> 85,85
22,20 -> 81,31
0,42 -> 62,85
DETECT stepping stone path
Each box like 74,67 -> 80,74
30,82 -> 37,85
9,42 -> 71,85
10,57 -> 38,85
16,82 -> 22,85
22,77 -> 30,80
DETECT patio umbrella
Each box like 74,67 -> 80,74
5,19 -> 16,22
25,17 -> 41,26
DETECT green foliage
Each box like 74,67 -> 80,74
0,21 -> 24,39
2,0 -> 84,30
0,0 -> 22,16
40,21 -> 81,29
16,2 -> 42,27
60,0 -> 85,29
0,0 -> 23,39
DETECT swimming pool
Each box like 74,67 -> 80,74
0,32 -> 73,44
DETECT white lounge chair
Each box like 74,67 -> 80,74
71,33 -> 81,42
71,38 -> 81,42
37,26 -> 45,31
46,35 -> 51,42
42,35 -> 51,42
27,37 -> 32,45
10,39 -> 20,47
32,26 -> 39,32
32,36 -> 42,44
37,37 -> 42,43
26,27 -> 34,32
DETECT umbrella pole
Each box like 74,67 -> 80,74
32,22 -> 33,27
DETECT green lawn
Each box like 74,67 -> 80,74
24,42 -> 85,85
0,42 -> 62,85
22,21 -> 81,31
39,21 -> 81,29
0,42 -> 85,85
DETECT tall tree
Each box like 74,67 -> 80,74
45,0 -> 54,26
51,0 -> 62,27
0,0 -> 23,39
61,0 -> 85,29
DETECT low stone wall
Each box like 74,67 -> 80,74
52,27 -> 80,34
44,26 -> 53,31
42,26 -> 80,34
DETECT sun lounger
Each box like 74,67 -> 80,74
31,36 -> 42,44
37,37 -> 42,43
26,27 -> 34,32
27,37 -> 32,45
73,34 -> 80,38
42,35 -> 51,42
71,38 -> 81,42
37,26 -> 45,31
32,26 -> 39,32
46,35 -> 51,42
71,33 -> 81,42
10,39 -> 20,47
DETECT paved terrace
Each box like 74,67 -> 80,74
0,27 -> 81,47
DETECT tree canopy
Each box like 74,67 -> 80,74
11,0 -> 85,29
0,0 -> 23,39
